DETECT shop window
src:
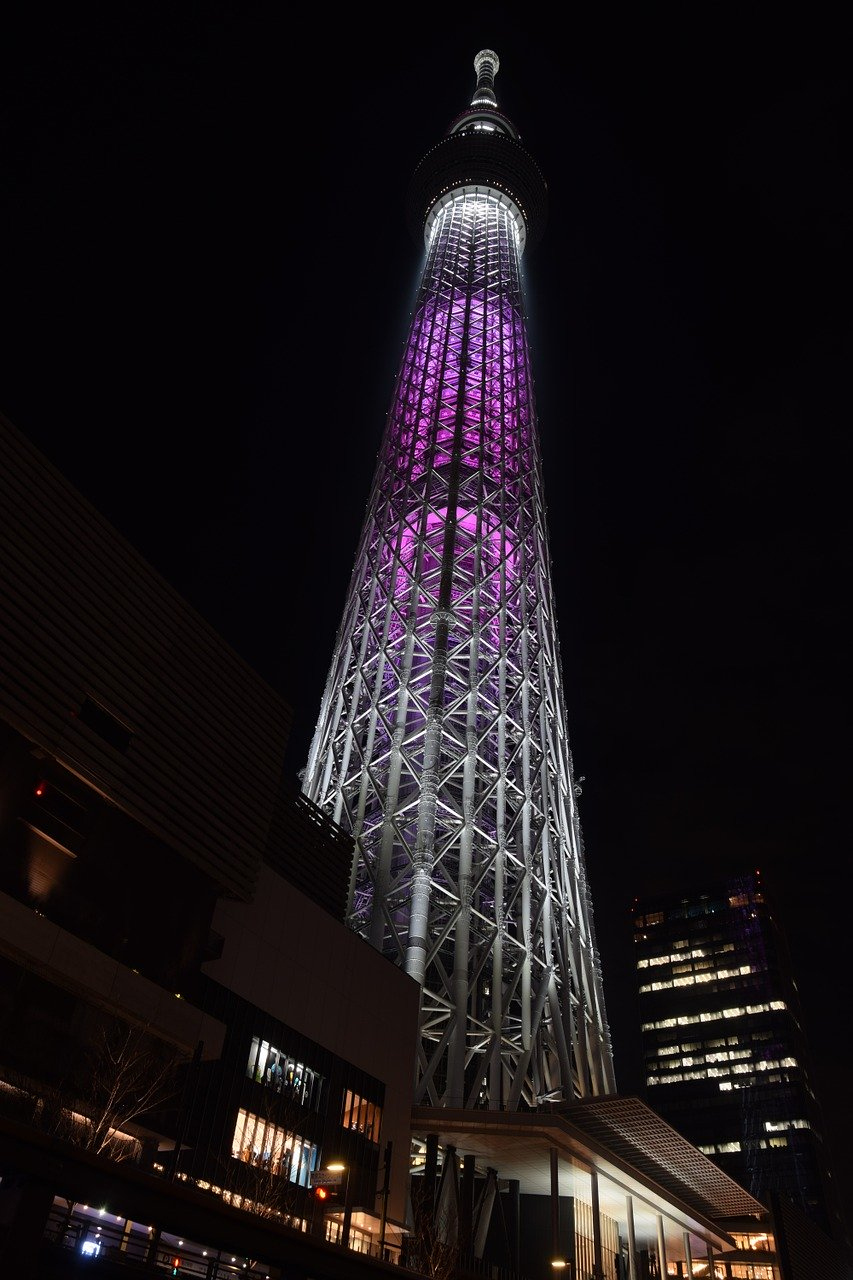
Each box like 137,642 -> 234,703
342,1089 -> 381,1142
245,1036 -> 324,1111
231,1107 -> 318,1187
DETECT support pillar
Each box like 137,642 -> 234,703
424,1133 -> 439,1209
656,1215 -> 668,1279
683,1230 -> 694,1280
625,1194 -> 638,1280
508,1178 -> 521,1276
460,1152 -> 475,1256
550,1147 -> 561,1265
591,1166 -> 604,1280
436,1144 -> 459,1246
472,1167 -> 498,1258
342,1165 -> 353,1249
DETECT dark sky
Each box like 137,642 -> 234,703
2,1 -> 851,1237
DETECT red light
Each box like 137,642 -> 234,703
315,1186 -> 329,1200
34,781 -> 47,797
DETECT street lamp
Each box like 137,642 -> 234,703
327,1162 -> 352,1248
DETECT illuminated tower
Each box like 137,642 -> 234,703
303,50 -> 615,1110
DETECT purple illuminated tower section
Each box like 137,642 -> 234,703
302,50 -> 616,1109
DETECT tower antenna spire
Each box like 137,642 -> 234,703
471,49 -> 499,107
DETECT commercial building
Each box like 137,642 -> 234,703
0,408 -> 419,1277
632,872 -> 848,1254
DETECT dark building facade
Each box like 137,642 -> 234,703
632,871 -> 847,1250
0,407 -> 421,1278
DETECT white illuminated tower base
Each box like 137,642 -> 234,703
303,50 -> 615,1110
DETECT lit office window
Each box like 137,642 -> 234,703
231,1108 -> 318,1187
245,1037 -> 324,1111
342,1090 -> 382,1142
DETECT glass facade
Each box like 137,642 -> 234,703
341,1089 -> 381,1142
633,873 -> 836,1236
245,1035 -> 324,1111
230,1106 -> 318,1186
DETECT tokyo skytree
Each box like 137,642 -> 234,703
302,49 -> 616,1110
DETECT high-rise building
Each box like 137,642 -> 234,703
631,870 -> 845,1244
302,48 -> 615,1113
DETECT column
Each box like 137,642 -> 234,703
625,1194 -> 638,1280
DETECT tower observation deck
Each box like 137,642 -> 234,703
303,50 -> 616,1110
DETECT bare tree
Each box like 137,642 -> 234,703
405,1176 -> 459,1280
0,1021 -> 182,1160
222,1155 -> 296,1222
71,1021 -> 183,1158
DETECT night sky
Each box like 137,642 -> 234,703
2,3 -> 850,1238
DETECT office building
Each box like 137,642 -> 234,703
632,871 -> 845,1245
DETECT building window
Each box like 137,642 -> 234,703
342,1090 -> 381,1142
231,1107 -> 318,1187
246,1036 -> 324,1111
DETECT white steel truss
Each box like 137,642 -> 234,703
303,53 -> 615,1111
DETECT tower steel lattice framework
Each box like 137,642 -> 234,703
303,50 -> 616,1110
